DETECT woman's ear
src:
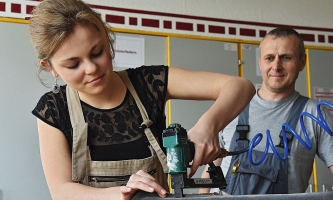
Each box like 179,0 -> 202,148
40,59 -> 51,71
40,60 -> 58,77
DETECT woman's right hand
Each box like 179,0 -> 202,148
120,170 -> 167,200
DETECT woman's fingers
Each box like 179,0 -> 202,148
123,170 -> 167,198
119,186 -> 134,200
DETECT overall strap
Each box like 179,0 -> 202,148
66,87 -> 85,124
277,95 -> 309,151
66,86 -> 89,181
117,70 -> 168,173
238,104 -> 250,125
285,95 -> 309,129
229,104 -> 250,151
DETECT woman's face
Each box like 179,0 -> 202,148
46,23 -> 113,95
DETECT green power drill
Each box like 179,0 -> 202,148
162,123 -> 227,198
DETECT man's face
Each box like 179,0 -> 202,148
259,35 -> 305,94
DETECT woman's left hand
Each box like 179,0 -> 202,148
120,170 -> 167,200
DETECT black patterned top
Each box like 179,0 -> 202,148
32,65 -> 168,161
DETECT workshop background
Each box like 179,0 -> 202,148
1,0 -> 333,199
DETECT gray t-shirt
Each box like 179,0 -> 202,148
220,91 -> 333,193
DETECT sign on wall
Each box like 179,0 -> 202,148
114,35 -> 145,69
314,87 -> 333,114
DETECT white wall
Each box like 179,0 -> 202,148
0,22 -> 51,200
86,0 -> 333,29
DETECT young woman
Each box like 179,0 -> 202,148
29,0 -> 255,199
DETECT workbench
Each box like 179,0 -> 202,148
132,191 -> 333,200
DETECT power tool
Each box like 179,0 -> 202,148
162,123 -> 227,198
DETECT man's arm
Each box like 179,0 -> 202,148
198,158 -> 222,193
329,165 -> 333,174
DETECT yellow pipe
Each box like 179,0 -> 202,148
306,49 -> 312,99
238,43 -> 243,77
166,36 -> 173,193
112,27 -> 261,45
166,36 -> 172,126
305,49 -> 318,192
0,17 -> 28,24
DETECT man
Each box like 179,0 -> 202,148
200,27 -> 333,195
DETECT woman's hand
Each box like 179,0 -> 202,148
120,170 -> 167,200
187,123 -> 221,178
166,66 -> 254,178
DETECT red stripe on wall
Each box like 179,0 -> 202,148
142,18 -> 159,28
328,36 -> 333,43
164,21 -> 172,29
105,14 -> 125,24
318,35 -> 325,43
209,25 -> 225,34
300,33 -> 315,42
197,24 -> 205,32
0,2 -> 5,12
11,3 -> 21,13
88,4 -> 333,33
240,28 -> 256,37
26,5 -> 35,14
259,30 -> 267,37
176,22 -> 193,31
229,27 -> 236,35
129,17 -> 137,25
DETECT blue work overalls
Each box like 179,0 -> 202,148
225,96 -> 308,195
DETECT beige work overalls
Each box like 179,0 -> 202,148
66,70 -> 168,189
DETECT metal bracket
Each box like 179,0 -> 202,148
238,60 -> 244,66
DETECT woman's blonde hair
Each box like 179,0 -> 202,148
29,0 -> 115,85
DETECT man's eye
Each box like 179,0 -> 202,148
282,56 -> 291,60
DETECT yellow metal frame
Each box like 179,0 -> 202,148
238,43 -> 243,77
3,16 -> 332,193
166,36 -> 171,126
0,17 -> 28,24
305,49 -> 318,192
166,36 -> 173,193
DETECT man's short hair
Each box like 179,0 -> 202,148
261,27 -> 305,59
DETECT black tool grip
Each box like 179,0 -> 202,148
188,141 -> 195,160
